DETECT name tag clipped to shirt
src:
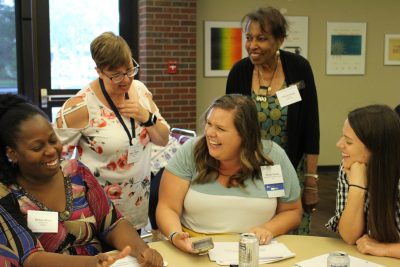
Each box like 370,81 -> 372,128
261,165 -> 285,198
27,210 -> 58,233
276,84 -> 302,108
127,140 -> 143,164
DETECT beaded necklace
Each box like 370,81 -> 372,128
18,175 -> 73,221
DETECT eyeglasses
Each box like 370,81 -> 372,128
103,57 -> 140,83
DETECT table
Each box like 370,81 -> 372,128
149,235 -> 398,266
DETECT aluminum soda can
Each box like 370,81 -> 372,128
239,233 -> 259,267
327,251 -> 350,267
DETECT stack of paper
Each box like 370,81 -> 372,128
208,241 -> 295,265
294,254 -> 384,267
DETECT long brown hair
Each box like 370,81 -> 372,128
194,94 -> 273,187
348,105 -> 400,242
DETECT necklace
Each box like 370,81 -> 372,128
19,176 -> 73,221
256,56 -> 279,102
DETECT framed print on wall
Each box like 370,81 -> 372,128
204,21 -> 246,77
326,22 -> 367,75
384,34 -> 400,65
282,16 -> 309,59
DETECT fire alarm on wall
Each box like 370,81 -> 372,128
167,60 -> 177,74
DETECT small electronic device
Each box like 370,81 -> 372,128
191,237 -> 214,254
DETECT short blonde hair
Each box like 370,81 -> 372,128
90,31 -> 132,71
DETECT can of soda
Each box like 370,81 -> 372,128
239,233 -> 259,267
327,251 -> 350,267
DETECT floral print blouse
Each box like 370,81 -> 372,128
54,80 -> 169,229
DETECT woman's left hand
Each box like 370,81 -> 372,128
137,247 -> 164,267
356,234 -> 387,257
249,226 -> 274,245
117,99 -> 149,123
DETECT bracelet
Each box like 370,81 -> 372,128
304,186 -> 318,191
304,173 -> 319,180
168,231 -> 178,245
348,184 -> 368,191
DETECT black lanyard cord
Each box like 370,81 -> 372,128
99,78 -> 135,145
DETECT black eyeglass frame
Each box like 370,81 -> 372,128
102,57 -> 140,83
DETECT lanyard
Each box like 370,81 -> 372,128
99,78 -> 135,145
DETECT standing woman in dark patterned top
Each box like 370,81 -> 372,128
326,105 -> 400,258
226,6 -> 319,234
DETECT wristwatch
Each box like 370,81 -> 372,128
140,112 -> 157,127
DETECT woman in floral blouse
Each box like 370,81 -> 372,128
55,32 -> 169,231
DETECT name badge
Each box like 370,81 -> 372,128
27,210 -> 58,233
261,165 -> 285,198
276,85 -> 302,108
127,141 -> 143,164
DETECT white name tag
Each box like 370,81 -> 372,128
261,165 -> 285,198
127,141 -> 143,164
276,85 -> 302,108
27,210 -> 58,233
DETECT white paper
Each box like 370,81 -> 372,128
295,253 -> 384,267
208,241 -> 295,265
27,210 -> 58,233
110,256 -> 139,267
110,256 -> 168,267
276,85 -> 302,108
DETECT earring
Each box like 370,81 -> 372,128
276,50 -> 280,57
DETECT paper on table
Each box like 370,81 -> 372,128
294,253 -> 385,267
110,256 -> 140,267
208,241 -> 295,266
109,256 -> 169,267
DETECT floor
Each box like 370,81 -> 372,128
309,170 -> 340,238
142,169 -> 341,241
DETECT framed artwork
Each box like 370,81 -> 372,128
384,34 -> 400,65
282,16 -> 309,59
326,22 -> 367,75
204,21 -> 246,77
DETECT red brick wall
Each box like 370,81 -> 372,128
138,0 -> 196,130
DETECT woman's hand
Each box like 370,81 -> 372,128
345,162 -> 368,188
137,247 -> 164,267
117,99 -> 149,123
96,246 -> 131,267
249,226 -> 274,245
171,232 -> 194,253
356,235 -> 387,257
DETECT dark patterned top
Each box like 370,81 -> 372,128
0,159 -> 122,266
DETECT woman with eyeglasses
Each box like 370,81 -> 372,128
55,32 -> 170,232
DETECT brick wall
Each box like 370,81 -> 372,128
138,0 -> 196,130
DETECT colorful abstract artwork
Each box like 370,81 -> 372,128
210,27 -> 242,70
204,21 -> 246,77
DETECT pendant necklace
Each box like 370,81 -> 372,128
256,56 -> 279,102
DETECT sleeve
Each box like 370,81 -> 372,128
165,138 -> 197,181
326,164 -> 348,232
135,80 -> 170,129
0,193 -> 42,265
302,59 -> 320,155
77,161 -> 123,240
53,98 -> 85,160
264,141 -> 301,203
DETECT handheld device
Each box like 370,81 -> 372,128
191,237 -> 214,254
